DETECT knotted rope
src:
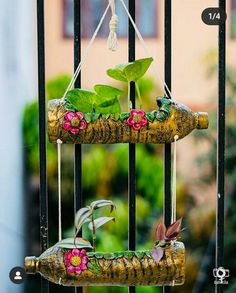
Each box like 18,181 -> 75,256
107,0 -> 119,51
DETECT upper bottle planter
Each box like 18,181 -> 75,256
48,96 -> 208,144
48,58 -> 208,144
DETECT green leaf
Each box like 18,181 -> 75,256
66,89 -> 96,112
75,207 -> 92,233
146,112 -> 155,122
135,251 -> 146,259
87,259 -> 102,274
94,85 -> 123,114
120,112 -> 130,122
94,252 -> 104,259
103,252 -> 115,260
55,237 -> 92,249
107,58 -> 153,84
88,217 -> 115,231
97,98 -> 118,108
90,200 -> 116,213
91,113 -> 100,122
156,111 -> 167,122
96,99 -> 121,114
65,102 -> 77,112
124,251 -> 135,259
115,252 -> 124,258
84,113 -> 92,123
94,84 -> 123,100
124,57 -> 153,82
106,64 -> 127,82
110,113 -> 121,121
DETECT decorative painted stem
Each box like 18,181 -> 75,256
25,242 -> 185,286
48,97 -> 208,144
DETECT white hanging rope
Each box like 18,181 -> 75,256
107,0 -> 119,51
57,139 -> 63,241
119,0 -> 173,100
171,135 -> 179,223
62,3 -> 110,100
62,0 -> 173,102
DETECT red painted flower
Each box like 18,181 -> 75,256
64,248 -> 88,275
63,111 -> 87,134
126,110 -> 148,130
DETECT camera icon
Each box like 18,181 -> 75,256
213,267 -> 230,283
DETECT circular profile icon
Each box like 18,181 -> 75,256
9,267 -> 26,284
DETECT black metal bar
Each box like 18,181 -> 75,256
36,0 -> 49,292
164,0 -> 172,231
216,0 -> 226,292
128,1 -> 136,293
74,1 -> 82,293
164,0 -> 172,232
163,0 -> 172,292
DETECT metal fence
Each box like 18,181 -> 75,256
36,0 -> 226,292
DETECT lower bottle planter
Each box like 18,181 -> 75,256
48,97 -> 208,144
25,241 -> 185,286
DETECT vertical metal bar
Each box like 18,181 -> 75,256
216,0 -> 226,292
74,1 -> 83,293
128,1 -> 136,293
164,0 -> 172,232
36,0 -> 49,292
163,0 -> 172,292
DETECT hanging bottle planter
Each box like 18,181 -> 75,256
25,200 -> 185,287
25,242 -> 185,286
27,0 -> 209,288
48,58 -> 208,144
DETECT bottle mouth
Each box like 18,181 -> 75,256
197,112 -> 209,129
25,256 -> 38,274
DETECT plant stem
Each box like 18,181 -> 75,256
135,82 -> 142,109
128,82 -> 131,111
91,212 -> 96,252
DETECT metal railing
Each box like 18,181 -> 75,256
36,0 -> 226,293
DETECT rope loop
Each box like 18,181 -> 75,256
108,0 -> 119,51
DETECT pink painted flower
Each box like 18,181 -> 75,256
63,111 -> 87,134
64,248 -> 88,275
126,110 -> 148,130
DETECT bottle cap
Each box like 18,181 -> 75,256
197,112 -> 209,129
25,256 -> 38,274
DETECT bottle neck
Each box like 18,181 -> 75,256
25,256 -> 39,274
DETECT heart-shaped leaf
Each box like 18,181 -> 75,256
124,57 -> 154,82
106,64 -> 128,82
151,247 -> 164,264
88,217 -> 115,231
90,200 -> 116,213
66,89 -> 96,112
55,237 -> 92,249
107,58 -> 153,83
